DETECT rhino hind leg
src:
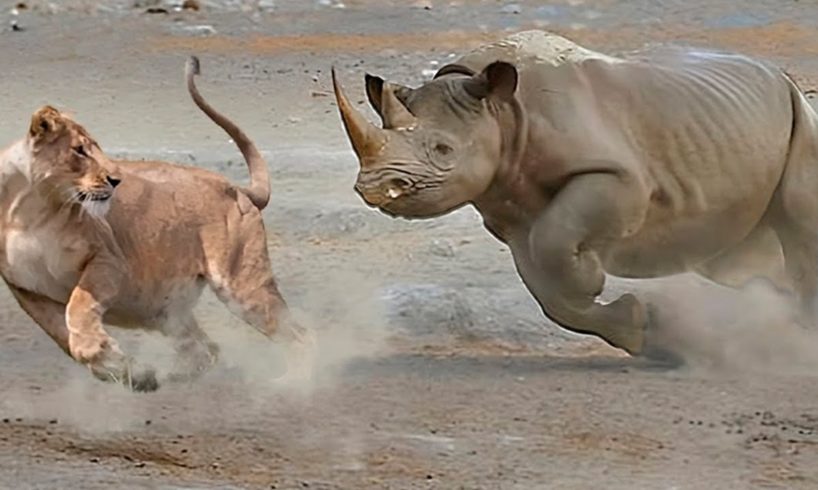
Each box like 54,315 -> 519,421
769,218 -> 818,326
694,225 -> 791,294
523,173 -> 650,355
765,97 -> 818,325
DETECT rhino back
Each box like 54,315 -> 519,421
456,31 -> 793,213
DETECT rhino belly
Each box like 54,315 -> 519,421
601,199 -> 772,278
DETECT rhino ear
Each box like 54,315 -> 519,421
483,61 -> 518,101
464,61 -> 518,102
364,73 -> 385,116
365,74 -> 413,122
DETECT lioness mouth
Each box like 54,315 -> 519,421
79,192 -> 111,202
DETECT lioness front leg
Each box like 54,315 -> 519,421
66,259 -> 158,392
7,285 -> 71,355
521,172 -> 650,354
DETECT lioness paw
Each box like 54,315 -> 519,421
130,368 -> 160,393
69,333 -> 121,364
89,358 -> 160,393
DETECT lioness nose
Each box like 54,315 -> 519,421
106,176 -> 121,188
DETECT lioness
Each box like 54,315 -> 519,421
0,57 -> 314,391
332,30 -> 818,356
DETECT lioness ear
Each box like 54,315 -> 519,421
29,105 -> 63,140
464,61 -> 519,102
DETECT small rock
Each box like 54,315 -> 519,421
500,3 -> 522,14
428,239 -> 455,257
48,419 -> 57,425
90,457 -> 100,463
144,7 -> 169,14
181,0 -> 199,10
181,25 -> 216,36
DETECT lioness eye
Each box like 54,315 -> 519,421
72,146 -> 88,158
434,143 -> 453,156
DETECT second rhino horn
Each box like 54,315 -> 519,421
382,84 -> 417,130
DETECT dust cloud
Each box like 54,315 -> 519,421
208,266 -> 393,395
628,274 -> 818,375
0,268 -> 394,434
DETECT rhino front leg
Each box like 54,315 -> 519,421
517,172 -> 650,354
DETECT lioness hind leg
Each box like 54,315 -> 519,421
163,313 -> 219,383
203,214 -> 315,382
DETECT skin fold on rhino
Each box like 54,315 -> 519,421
332,30 -> 818,356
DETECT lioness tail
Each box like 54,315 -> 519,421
185,56 -> 271,210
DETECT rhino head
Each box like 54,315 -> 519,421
332,61 -> 524,218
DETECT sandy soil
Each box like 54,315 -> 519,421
2,1 -> 818,488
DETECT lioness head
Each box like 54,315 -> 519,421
27,106 -> 120,216
332,62 -> 520,218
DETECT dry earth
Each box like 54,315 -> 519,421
2,1 -> 818,488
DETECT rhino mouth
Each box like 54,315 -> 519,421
355,170 -> 418,204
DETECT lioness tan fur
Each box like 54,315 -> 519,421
0,57 -> 314,391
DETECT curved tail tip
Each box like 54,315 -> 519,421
186,55 -> 201,77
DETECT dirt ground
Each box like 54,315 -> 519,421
3,1 -> 818,488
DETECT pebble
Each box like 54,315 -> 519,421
500,3 -> 522,14
180,25 -> 216,36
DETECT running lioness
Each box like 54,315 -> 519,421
0,57 -> 314,391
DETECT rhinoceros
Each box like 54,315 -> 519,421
331,30 -> 818,356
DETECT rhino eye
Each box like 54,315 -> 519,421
434,142 -> 454,156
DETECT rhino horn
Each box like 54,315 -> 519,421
332,67 -> 386,162
382,84 -> 417,130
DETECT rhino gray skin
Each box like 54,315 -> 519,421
331,30 -> 818,355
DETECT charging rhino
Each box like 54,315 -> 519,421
331,30 -> 818,355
